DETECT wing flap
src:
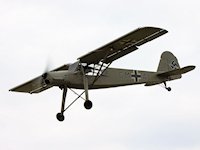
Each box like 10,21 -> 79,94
78,27 -> 168,64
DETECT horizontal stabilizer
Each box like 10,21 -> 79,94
157,65 -> 195,77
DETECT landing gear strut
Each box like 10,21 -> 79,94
81,65 -> 93,110
164,82 -> 171,92
56,87 -> 67,121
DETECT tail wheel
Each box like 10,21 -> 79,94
164,82 -> 172,92
166,87 -> 171,92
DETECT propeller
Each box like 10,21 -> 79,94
41,60 -> 52,86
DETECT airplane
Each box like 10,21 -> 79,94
9,27 -> 195,121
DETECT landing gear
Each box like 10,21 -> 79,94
56,65 -> 93,122
84,100 -> 93,109
56,87 -> 93,121
164,82 -> 171,92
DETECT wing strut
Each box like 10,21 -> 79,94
80,47 -> 113,86
91,62 -> 112,85
91,47 -> 113,85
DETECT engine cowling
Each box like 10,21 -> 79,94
42,71 -> 70,86
42,73 -> 52,85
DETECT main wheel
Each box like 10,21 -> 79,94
56,113 -> 65,121
84,100 -> 93,109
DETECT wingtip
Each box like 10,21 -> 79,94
141,26 -> 168,31
190,65 -> 196,71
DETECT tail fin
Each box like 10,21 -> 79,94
157,51 -> 180,72
157,51 -> 181,79
145,51 -> 195,87
157,51 -> 195,80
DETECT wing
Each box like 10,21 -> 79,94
9,76 -> 51,94
78,27 -> 168,64
9,64 -> 69,94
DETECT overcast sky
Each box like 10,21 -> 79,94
1,0 -> 200,150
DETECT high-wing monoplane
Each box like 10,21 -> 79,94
10,27 -> 195,121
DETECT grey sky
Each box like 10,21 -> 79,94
1,0 -> 200,150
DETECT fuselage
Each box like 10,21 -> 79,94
47,68 -> 161,89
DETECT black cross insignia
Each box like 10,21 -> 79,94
131,70 -> 141,82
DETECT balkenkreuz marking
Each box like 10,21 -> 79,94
131,70 -> 141,82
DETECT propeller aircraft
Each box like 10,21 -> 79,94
9,27 -> 195,121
